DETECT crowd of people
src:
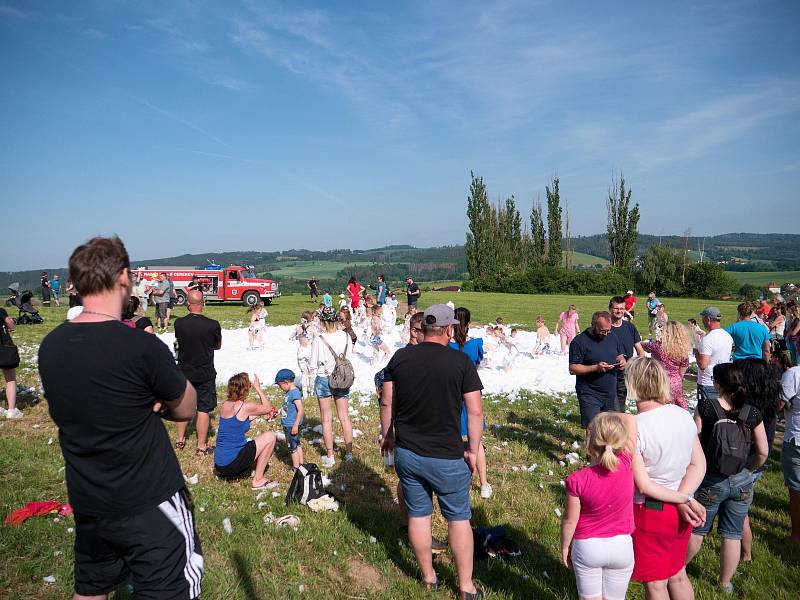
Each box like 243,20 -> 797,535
2,238 -> 799,599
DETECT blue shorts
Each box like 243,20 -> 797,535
697,385 -> 718,403
693,470 -> 754,540
394,446 -> 472,521
314,375 -> 349,400
781,441 -> 800,492
577,390 -> 617,428
283,426 -> 301,454
460,403 -> 487,438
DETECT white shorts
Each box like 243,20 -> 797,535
571,534 -> 634,600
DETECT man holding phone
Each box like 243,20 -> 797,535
569,311 -> 627,428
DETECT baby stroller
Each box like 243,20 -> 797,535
7,283 -> 44,324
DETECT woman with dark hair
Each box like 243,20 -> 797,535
122,296 -> 153,333
736,358 -> 781,560
686,362 -> 769,594
214,373 -> 278,490
346,276 -> 363,312
447,307 -> 492,498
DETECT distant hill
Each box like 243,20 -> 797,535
4,233 -> 798,293
571,233 -> 800,270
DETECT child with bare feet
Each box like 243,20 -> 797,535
276,369 -> 304,470
370,305 -> 390,364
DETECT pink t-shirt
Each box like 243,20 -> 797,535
565,452 -> 634,539
559,311 -> 579,334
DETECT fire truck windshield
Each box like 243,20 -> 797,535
241,269 -> 256,279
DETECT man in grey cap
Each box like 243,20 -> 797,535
693,306 -> 733,402
380,304 -> 484,599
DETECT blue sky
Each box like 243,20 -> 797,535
1,0 -> 798,270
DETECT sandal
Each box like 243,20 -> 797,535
175,439 -> 186,450
196,446 -> 214,456
422,580 -> 438,592
460,586 -> 484,600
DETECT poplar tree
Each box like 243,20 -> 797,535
546,176 -> 562,268
530,197 -> 546,266
607,174 -> 640,269
465,172 -> 493,281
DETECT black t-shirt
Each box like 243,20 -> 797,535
41,276 -> 49,289
696,397 -> 763,472
135,316 -> 154,331
38,321 -> 187,517
406,283 -> 420,305
569,328 -> 625,397
174,313 -> 221,382
384,342 -> 483,459
608,320 -> 641,380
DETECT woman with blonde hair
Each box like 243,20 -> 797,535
561,410 -> 699,600
641,320 -> 691,409
311,306 -> 354,467
622,357 -> 707,599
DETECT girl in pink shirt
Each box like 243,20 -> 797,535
561,412 -> 694,600
557,304 -> 580,354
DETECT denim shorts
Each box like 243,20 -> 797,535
781,441 -> 800,492
283,426 -> 301,454
313,375 -> 349,400
697,384 -> 719,403
693,469 -> 754,540
394,446 -> 472,521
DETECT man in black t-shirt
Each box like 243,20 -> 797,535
38,236 -> 201,599
174,289 -> 222,455
307,277 -> 319,301
569,311 -> 627,428
381,304 -> 483,598
406,276 -> 420,309
608,296 -> 645,411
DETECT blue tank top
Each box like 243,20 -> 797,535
448,338 -> 484,365
214,403 -> 250,467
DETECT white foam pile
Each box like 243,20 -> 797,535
156,325 -> 576,396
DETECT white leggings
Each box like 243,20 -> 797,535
571,534 -> 634,600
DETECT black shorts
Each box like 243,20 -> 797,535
156,303 -> 169,318
193,379 -> 218,413
74,488 -> 203,599
215,440 -> 256,479
169,297 -> 177,309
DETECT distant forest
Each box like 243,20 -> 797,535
3,233 -> 799,293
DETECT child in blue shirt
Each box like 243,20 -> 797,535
322,290 -> 333,308
275,368 -> 304,469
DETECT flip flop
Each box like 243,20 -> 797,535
175,439 -> 186,450
195,446 -> 215,456
251,480 -> 279,491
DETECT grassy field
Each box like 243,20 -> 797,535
565,251 -> 608,267
267,260 -> 384,279
1,293 -> 797,599
727,271 -> 800,286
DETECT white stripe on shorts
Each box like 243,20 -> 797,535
158,491 -> 204,599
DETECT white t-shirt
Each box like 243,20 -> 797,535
697,328 -> 733,387
311,330 -> 350,377
781,366 -> 800,445
634,404 -> 697,503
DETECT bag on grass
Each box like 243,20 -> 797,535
320,336 -> 355,390
707,400 -> 752,476
285,463 -> 326,506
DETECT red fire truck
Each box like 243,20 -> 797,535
133,265 -> 280,307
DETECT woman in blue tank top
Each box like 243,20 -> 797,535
448,307 -> 492,499
214,373 -> 279,490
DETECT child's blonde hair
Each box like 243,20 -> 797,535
586,412 -> 628,471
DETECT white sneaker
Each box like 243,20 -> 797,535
480,483 -> 493,499
321,456 -> 335,468
0,407 -> 6,418
6,408 -> 24,420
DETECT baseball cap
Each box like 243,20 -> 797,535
422,304 -> 459,327
699,306 -> 722,320
274,368 -> 295,384
626,290 -> 633,294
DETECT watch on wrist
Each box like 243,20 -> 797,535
685,493 -> 694,504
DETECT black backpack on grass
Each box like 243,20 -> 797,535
707,400 -> 752,476
285,463 -> 326,506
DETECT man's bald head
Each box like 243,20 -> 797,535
187,290 -> 204,313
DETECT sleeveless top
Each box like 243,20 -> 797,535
214,402 -> 251,467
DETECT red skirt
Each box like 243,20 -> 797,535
632,502 -> 691,582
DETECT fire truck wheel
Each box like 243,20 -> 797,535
175,291 -> 187,306
242,291 -> 260,307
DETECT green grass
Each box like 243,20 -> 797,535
267,260 -> 385,279
727,271 -> 800,285
565,251 -> 608,267
1,293 -> 798,599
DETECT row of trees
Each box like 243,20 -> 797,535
466,172 -> 641,292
